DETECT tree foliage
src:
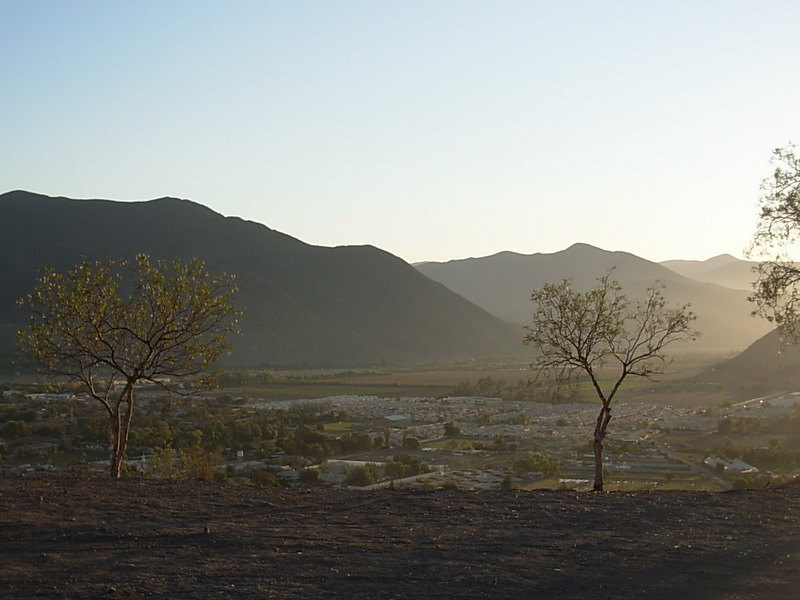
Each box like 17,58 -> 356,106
298,467 -> 322,486
749,144 -> 800,339
523,271 -> 697,491
343,463 -> 380,487
443,421 -> 461,438
514,451 -> 560,476
384,452 -> 429,480
452,375 -> 580,403
17,254 -> 241,477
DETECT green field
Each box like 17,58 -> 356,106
322,421 -> 356,432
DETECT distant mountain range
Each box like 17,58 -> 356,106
416,244 -> 772,354
659,254 -> 759,291
0,191 -> 522,370
1,190 -> 779,374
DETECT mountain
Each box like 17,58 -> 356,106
415,243 -> 773,354
0,191 -> 522,370
695,328 -> 800,397
660,254 -> 758,291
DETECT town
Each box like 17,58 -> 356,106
2,379 -> 799,491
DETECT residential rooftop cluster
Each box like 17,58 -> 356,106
2,388 -> 799,489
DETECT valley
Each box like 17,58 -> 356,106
3,362 -> 798,492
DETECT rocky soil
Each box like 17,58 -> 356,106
1,476 -> 799,599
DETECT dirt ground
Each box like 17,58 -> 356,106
2,476 -> 799,600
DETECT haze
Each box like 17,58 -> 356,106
3,1 -> 799,264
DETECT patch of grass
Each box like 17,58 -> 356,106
323,421 -> 355,432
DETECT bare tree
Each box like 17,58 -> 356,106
523,271 -> 697,491
749,144 -> 800,339
17,254 -> 241,477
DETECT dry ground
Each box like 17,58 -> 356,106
1,476 -> 799,599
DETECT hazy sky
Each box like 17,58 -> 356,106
3,1 -> 799,264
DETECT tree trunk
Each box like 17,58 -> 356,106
109,408 -> 122,478
592,433 -> 604,491
109,383 -> 135,478
593,402 -> 612,492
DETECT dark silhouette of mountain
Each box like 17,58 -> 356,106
696,328 -> 800,396
415,243 -> 772,354
660,254 -> 758,291
0,191 -> 522,370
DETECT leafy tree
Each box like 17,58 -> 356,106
717,417 -> 733,434
749,144 -> 800,338
402,435 -> 421,450
180,446 -> 219,482
523,271 -> 697,491
249,468 -> 279,487
176,428 -> 204,448
453,376 -> 507,398
298,467 -> 322,486
17,254 -> 240,478
278,425 -> 330,457
513,451 -> 560,475
145,444 -> 184,480
443,422 -> 461,438
0,406 -> 38,422
384,460 -> 407,480
307,442 -> 329,461
334,431 -> 373,454
2,420 -> 29,437
343,463 -> 380,487
453,375 -> 581,403
385,452 -> 429,479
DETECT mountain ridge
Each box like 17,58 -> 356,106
0,191 -> 522,370
416,244 -> 772,354
2,190 -> 776,368
660,254 -> 758,291
694,328 -> 800,396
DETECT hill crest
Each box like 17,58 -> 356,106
416,243 -> 771,354
0,191 -> 521,369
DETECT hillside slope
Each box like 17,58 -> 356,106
416,244 -> 772,354
0,191 -> 522,369
2,477 -> 799,600
695,328 -> 800,396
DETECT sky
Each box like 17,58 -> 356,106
2,1 -> 799,264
